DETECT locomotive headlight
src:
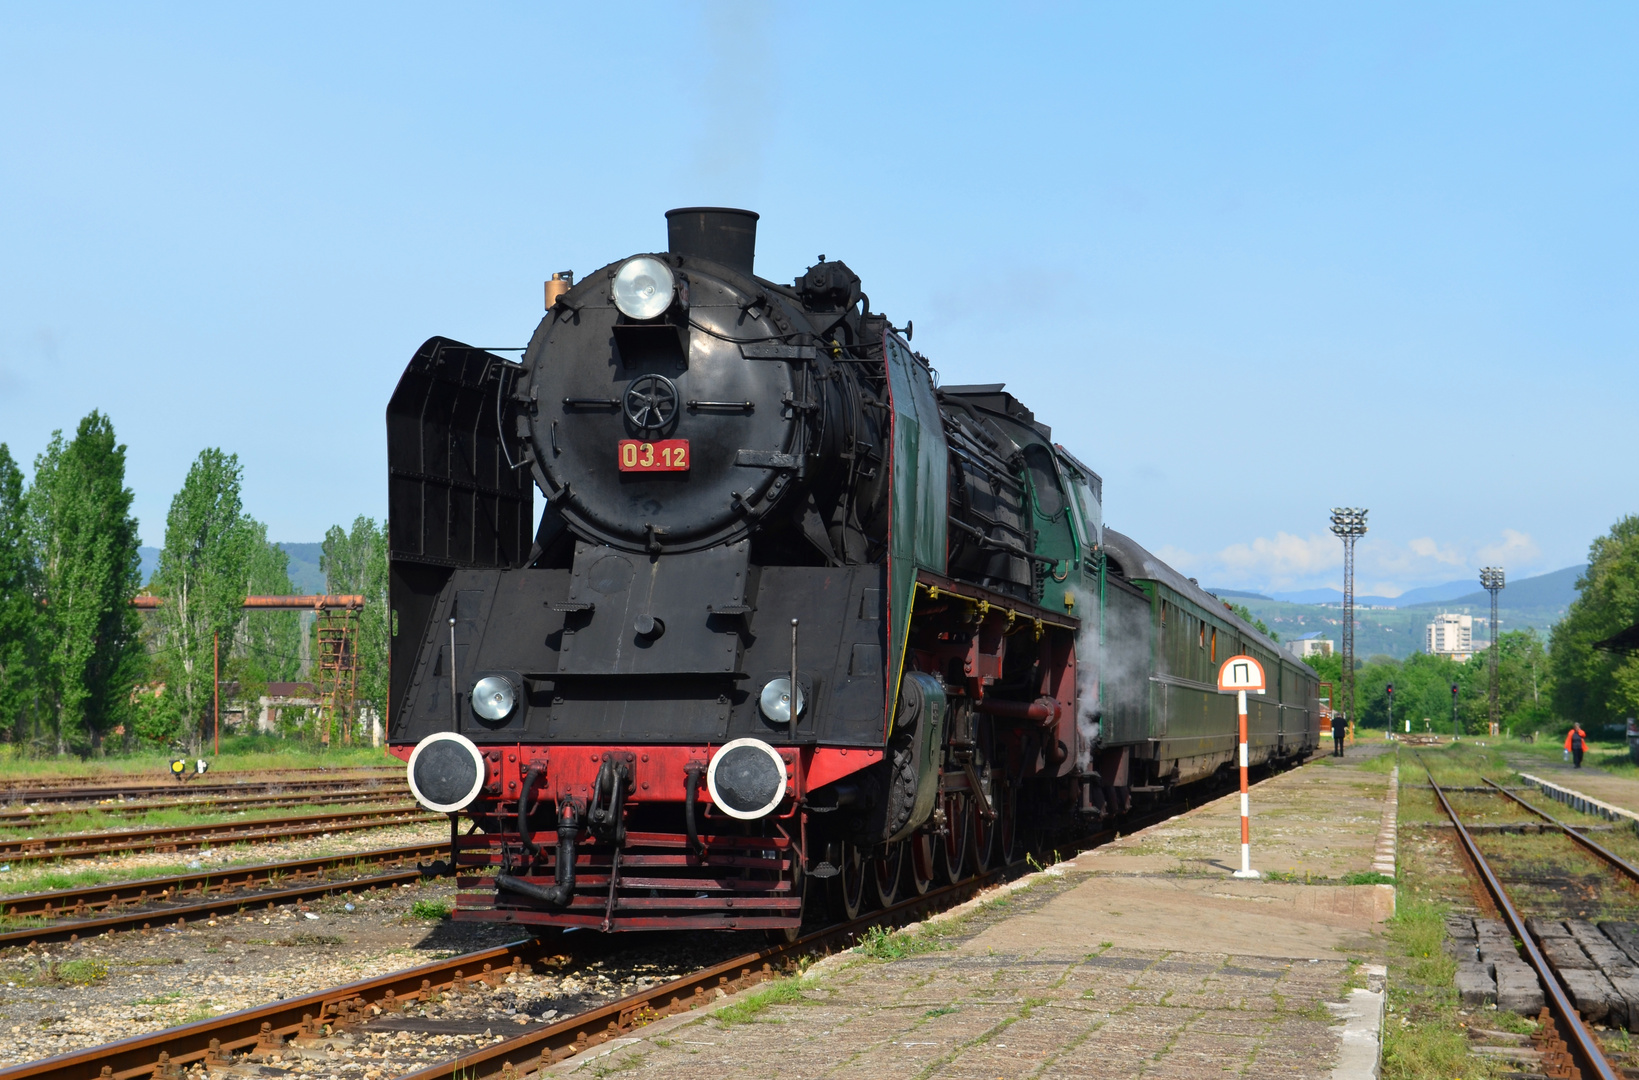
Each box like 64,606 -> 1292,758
471,675 -> 516,722
612,256 -> 675,320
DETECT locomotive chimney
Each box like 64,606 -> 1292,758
665,207 -> 758,276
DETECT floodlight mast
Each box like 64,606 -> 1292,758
1329,508 -> 1369,733
1480,567 -> 1506,735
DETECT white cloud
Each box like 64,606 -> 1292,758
1214,532 -> 1340,588
1477,528 -> 1541,566
1183,528 -> 1545,595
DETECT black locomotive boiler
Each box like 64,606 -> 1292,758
385,208 -> 1320,933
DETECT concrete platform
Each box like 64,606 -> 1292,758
549,748 -> 1399,1079
1504,747 -> 1639,818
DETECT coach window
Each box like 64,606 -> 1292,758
1211,628 -> 1217,663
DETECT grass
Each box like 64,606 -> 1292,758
854,923 -> 954,961
1502,734 -> 1639,777
0,737 -> 393,779
409,899 -> 450,920
711,976 -> 812,1026
1379,895 -> 1498,1080
55,959 -> 107,984
1341,871 -> 1397,885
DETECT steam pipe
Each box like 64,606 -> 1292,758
498,799 -> 581,907
684,761 -> 706,857
517,763 -> 546,859
972,696 -> 1062,724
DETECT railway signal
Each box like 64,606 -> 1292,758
1217,654 -> 1266,879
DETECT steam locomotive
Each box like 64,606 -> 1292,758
385,208 -> 1320,933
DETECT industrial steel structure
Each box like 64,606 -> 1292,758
1479,566 -> 1505,735
1329,508 -> 1368,729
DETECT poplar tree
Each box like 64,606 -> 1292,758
321,517 -> 390,736
28,414 -> 143,755
153,449 -> 254,753
0,445 -> 41,746
237,521 -> 302,708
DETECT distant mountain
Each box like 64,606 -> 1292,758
1208,588 -> 1272,601
280,543 -> 327,593
137,542 -> 327,594
1268,586 -> 1344,604
1261,570 -> 1583,610
1402,564 -> 1584,613
1388,579 -> 1487,606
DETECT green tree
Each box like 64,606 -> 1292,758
321,517 -> 389,741
1228,602 -> 1280,642
234,522 -> 302,711
1549,515 -> 1639,728
27,414 -> 143,755
152,449 -> 254,753
0,445 -> 43,747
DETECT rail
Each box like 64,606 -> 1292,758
0,806 -> 434,863
1422,759 -> 1619,1080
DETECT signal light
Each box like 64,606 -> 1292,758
1386,683 -> 1393,695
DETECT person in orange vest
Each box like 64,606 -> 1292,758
1565,723 -> 1588,769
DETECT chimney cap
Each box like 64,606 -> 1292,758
665,207 -> 759,276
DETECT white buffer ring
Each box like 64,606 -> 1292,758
406,730 -> 487,814
706,737 -> 789,821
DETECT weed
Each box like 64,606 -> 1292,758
410,899 -> 450,920
1342,871 -> 1396,886
132,991 -> 185,1005
55,959 -> 107,985
712,976 -> 811,1026
277,932 -> 343,947
925,1005 -> 957,1018
180,1005 -> 218,1023
855,924 -> 951,961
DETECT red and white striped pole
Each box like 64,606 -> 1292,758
1218,654 -> 1264,880
1233,688 -> 1259,878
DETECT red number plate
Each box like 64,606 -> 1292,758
618,439 -> 690,472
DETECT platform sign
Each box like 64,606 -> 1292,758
1217,655 -> 1264,880
1217,655 -> 1265,693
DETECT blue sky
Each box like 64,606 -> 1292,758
1,4 -> 1633,596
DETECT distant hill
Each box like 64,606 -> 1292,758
1403,564 -> 1584,613
1255,569 -> 1583,610
137,542 -> 327,594
1208,588 -> 1272,601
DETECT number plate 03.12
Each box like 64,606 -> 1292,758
617,439 -> 689,472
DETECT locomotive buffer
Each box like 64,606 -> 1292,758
1217,655 -> 1266,879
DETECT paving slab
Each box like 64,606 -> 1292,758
548,748 -> 1397,1079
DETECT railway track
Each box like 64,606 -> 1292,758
0,773 -> 403,807
0,787 -> 403,830
0,862 -> 1001,1080
0,760 -> 1259,1080
1424,761 -> 1623,1080
0,805 -> 435,864
0,840 -> 450,940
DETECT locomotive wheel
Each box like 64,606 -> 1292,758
936,793 -> 971,883
872,841 -> 904,908
765,859 -> 806,945
827,841 -> 869,921
999,784 -> 1023,865
907,831 -> 935,896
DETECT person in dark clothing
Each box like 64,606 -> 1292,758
1566,723 -> 1587,768
1333,715 -> 1346,757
